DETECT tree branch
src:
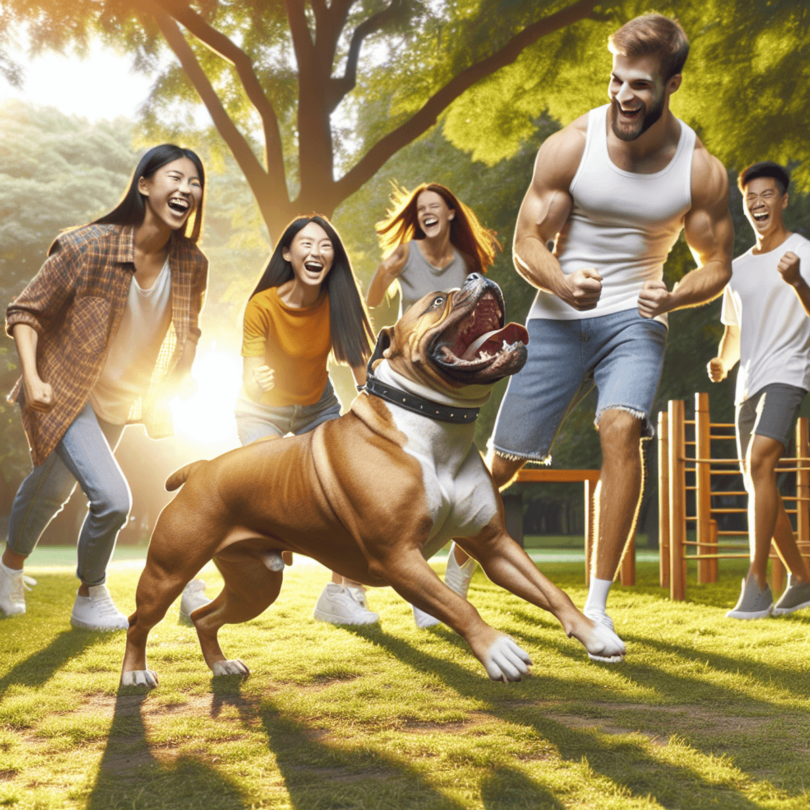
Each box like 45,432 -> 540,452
153,0 -> 287,192
334,0 -> 599,201
284,0 -> 314,67
327,0 -> 404,112
139,0 -> 283,230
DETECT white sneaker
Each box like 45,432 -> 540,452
412,545 -> 477,629
0,563 -> 27,616
70,584 -> 128,631
444,548 -> 477,599
584,608 -> 616,633
312,583 -> 379,625
180,579 -> 211,623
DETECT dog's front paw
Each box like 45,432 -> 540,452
120,669 -> 159,688
583,618 -> 626,663
211,659 -> 250,678
483,635 -> 532,682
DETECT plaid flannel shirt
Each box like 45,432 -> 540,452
5,224 -> 208,466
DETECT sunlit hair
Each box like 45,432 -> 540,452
375,183 -> 500,275
738,161 -> 790,196
92,144 -> 206,242
250,215 -> 374,368
609,14 -> 690,81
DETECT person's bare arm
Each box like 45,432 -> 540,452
638,148 -> 734,318
367,244 -> 409,308
777,251 -> 810,317
707,324 -> 740,382
12,323 -> 54,412
351,363 -> 367,388
513,119 -> 603,311
242,356 -> 274,402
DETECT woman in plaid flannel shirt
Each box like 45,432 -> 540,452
2,144 -> 208,630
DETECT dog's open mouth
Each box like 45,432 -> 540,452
430,287 -> 528,383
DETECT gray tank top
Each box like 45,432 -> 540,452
398,241 -> 469,317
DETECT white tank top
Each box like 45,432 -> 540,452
528,103 -> 695,323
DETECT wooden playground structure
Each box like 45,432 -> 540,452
658,392 -> 810,600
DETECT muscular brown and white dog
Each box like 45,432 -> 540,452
120,274 -> 625,687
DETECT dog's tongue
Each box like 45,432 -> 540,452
461,323 -> 529,360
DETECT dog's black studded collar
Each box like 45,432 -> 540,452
357,332 -> 480,425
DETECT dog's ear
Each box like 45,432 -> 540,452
371,326 -> 395,369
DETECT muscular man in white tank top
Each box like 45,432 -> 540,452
446,15 -> 734,647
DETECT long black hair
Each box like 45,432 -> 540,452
93,144 -> 206,242
250,216 -> 374,368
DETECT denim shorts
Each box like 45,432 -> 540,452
234,379 -> 342,446
736,383 -> 806,460
490,308 -> 667,463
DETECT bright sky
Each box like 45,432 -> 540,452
1,40 -> 157,122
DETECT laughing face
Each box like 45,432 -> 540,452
416,190 -> 455,241
138,157 -> 203,232
282,221 -> 335,291
608,53 -> 673,142
743,176 -> 788,241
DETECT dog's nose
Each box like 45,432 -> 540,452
466,273 -> 483,285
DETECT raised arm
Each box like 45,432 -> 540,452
707,324 -> 740,383
777,251 -> 810,318
639,147 -> 733,318
366,244 -> 409,308
513,119 -> 602,311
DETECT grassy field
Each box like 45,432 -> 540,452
1,550 -> 809,810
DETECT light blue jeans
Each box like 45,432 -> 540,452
234,380 -> 342,446
7,400 -> 130,586
490,309 -> 668,463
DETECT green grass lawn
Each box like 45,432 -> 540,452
1,551 -> 809,809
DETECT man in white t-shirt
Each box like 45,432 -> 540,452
709,161 -> 810,619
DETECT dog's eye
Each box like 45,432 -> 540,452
431,296 -> 445,308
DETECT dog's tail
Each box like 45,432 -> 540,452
165,460 -> 208,492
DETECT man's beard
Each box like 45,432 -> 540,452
611,93 -> 665,142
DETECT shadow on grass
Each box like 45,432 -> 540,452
0,629 -> 105,698
242,692 -> 468,810
480,766 -> 565,810
87,691 -> 250,810
330,624 -> 767,810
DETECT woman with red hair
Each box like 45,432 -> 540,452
367,183 -> 498,318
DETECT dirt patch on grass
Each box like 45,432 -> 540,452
403,711 -> 492,735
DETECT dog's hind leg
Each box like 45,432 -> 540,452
120,560 -> 190,688
190,546 -> 283,678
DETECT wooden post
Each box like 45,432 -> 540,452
695,393 -> 713,583
797,418 -> 809,563
659,410 -> 670,589
669,399 -> 687,601
584,479 -> 595,586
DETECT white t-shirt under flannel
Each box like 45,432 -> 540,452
721,232 -> 810,404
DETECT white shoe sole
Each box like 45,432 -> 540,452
70,616 -> 128,631
312,608 -> 378,625
772,599 -> 810,617
725,607 -> 772,620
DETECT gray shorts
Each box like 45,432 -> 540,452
736,383 -> 806,461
